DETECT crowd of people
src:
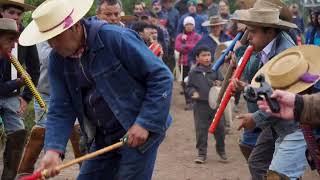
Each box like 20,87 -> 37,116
1,0 -> 320,179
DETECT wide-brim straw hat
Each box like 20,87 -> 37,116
231,8 -> 297,29
19,0 -> 94,46
0,18 -> 19,35
251,45 -> 320,94
202,16 -> 228,27
253,0 -> 292,22
0,0 -> 35,11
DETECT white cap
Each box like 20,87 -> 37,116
183,16 -> 195,26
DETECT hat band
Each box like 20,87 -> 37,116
273,66 -> 319,90
299,72 -> 319,83
40,9 -> 74,33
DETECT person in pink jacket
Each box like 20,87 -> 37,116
175,16 -> 202,110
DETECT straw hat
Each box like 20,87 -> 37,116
231,8 -> 297,29
253,0 -> 292,22
0,0 -> 35,11
251,45 -> 320,94
0,18 -> 19,34
202,16 -> 228,27
19,0 -> 94,46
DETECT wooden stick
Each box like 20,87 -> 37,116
56,141 -> 124,171
215,61 -> 236,109
214,30 -> 248,108
7,53 -> 47,111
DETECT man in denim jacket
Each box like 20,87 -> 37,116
19,0 -> 173,179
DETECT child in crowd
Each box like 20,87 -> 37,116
186,46 -> 227,164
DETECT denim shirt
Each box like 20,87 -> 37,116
44,19 -> 174,153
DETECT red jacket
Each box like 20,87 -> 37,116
175,31 -> 201,66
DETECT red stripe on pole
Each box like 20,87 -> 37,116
17,171 -> 42,180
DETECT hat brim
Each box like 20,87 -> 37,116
18,0 -> 94,46
231,10 -> 297,29
0,0 -> 35,11
251,45 -> 320,94
202,20 -> 228,27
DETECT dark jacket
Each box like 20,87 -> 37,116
0,43 -> 40,102
186,65 -> 223,102
241,31 -> 298,137
161,7 -> 180,38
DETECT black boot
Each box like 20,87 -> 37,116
2,129 -> 27,180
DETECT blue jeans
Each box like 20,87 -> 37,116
269,129 -> 308,179
34,93 -> 50,127
0,96 -> 24,134
240,128 -> 261,146
77,134 -> 165,180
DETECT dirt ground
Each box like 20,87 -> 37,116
1,83 -> 319,179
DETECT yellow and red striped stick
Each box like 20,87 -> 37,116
7,53 -> 47,111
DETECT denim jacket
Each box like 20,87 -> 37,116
44,19 -> 173,153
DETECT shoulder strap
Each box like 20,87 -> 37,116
84,19 -> 107,61
86,19 -> 107,48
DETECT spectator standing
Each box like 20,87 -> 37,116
161,0 -> 180,70
133,1 -> 145,17
218,0 -> 230,20
189,16 -> 230,65
305,9 -> 320,45
175,16 -> 202,110
174,0 -> 188,16
96,0 -> 125,27
177,0 -> 208,35
289,3 -> 304,44
197,0 -> 208,20
206,0 -> 219,17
